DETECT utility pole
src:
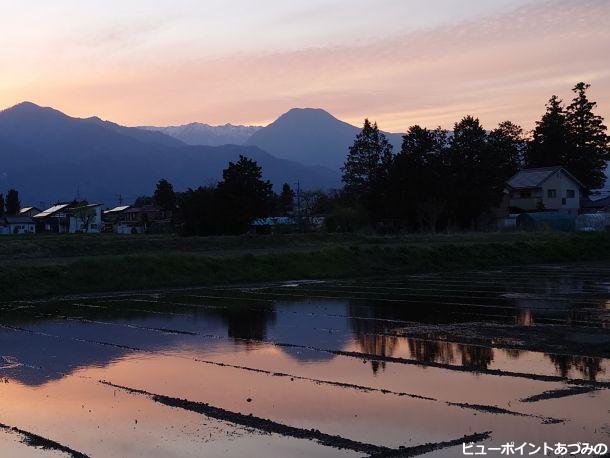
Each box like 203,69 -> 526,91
116,194 -> 123,206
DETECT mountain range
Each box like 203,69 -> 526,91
145,108 -> 403,170
4,102 -> 605,207
0,102 -> 341,206
140,123 -> 262,147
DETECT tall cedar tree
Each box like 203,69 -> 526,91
278,183 -> 295,215
342,119 -> 393,221
487,121 -> 525,178
0,193 -> 4,217
390,126 -> 448,232
5,189 -> 20,215
153,179 -> 176,210
447,116 -> 498,229
216,155 -> 274,234
565,82 -> 609,194
526,95 -> 570,167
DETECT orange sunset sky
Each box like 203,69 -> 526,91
1,0 -> 609,132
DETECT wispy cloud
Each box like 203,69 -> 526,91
1,0 -> 609,131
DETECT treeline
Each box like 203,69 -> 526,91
144,82 -> 608,236
338,82 -> 609,232
142,156 -> 293,235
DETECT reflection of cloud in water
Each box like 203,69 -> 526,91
0,312 -> 230,386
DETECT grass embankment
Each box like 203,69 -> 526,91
1,232 -> 610,301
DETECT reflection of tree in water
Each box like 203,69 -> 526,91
546,354 -> 604,381
348,302 -> 495,373
348,304 -> 399,374
459,345 -> 493,370
407,339 -> 455,365
503,348 -> 524,359
516,310 -> 533,326
406,339 -> 494,370
357,334 -> 399,374
216,304 -> 276,345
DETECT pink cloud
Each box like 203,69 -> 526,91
3,0 -> 609,131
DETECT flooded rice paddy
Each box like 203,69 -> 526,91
0,264 -> 609,457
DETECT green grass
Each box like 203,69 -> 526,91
0,231 -> 599,260
2,232 -> 610,301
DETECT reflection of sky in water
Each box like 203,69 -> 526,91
1,289 -> 607,385
0,267 -> 609,456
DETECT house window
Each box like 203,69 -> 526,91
566,189 -> 575,198
547,189 -> 557,198
519,190 -> 532,199
562,198 -> 566,205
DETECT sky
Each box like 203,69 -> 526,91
1,0 -> 609,132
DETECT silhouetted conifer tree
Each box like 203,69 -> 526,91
153,179 -> 176,210
565,82 -> 609,194
5,189 -> 20,215
342,119 -> 393,222
216,155 -> 274,234
526,95 -> 570,167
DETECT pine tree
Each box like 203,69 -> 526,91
342,119 -> 393,220
278,183 -> 295,215
389,125 -> 448,231
153,179 -> 176,210
5,189 -> 20,215
216,155 -> 274,234
526,95 -> 570,167
487,121 -> 525,178
447,116 -> 495,229
565,82 -> 609,194
0,193 -> 4,217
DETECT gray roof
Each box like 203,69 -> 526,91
34,203 -> 70,218
583,195 -> 610,209
507,166 -> 583,189
4,215 -> 35,224
19,206 -> 41,214
104,205 -> 131,214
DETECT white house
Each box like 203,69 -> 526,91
0,216 -> 36,235
103,205 -> 133,234
34,202 -> 103,233
68,203 -> 102,233
506,166 -> 583,215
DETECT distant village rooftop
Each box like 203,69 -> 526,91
33,203 -> 71,219
19,206 -> 41,215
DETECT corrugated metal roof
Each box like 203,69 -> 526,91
19,207 -> 40,214
104,205 -> 131,214
507,167 -> 562,189
73,203 -> 102,209
34,204 -> 70,218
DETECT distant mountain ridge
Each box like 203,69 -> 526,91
145,108 -> 403,170
0,102 -> 340,205
245,108 -> 403,170
141,123 -> 262,146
